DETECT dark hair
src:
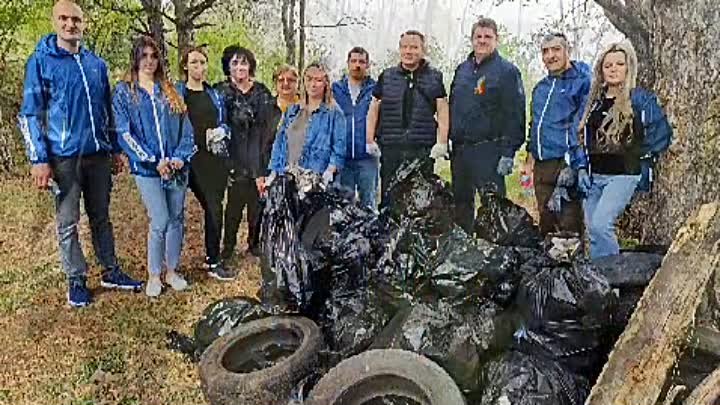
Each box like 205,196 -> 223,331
400,30 -> 425,44
123,36 -> 185,113
347,46 -> 369,62
221,45 -> 257,77
180,45 -> 208,81
471,17 -> 498,38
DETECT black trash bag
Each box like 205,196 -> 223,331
416,226 -> 522,306
165,330 -> 199,362
320,290 -> 392,358
474,192 -> 542,248
476,350 -> 589,405
193,296 -> 278,355
260,173 -> 334,314
370,301 -> 508,393
381,158 -> 454,236
513,263 -> 617,377
591,251 -> 663,288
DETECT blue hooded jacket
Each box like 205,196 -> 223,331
527,61 -> 591,161
18,34 -> 116,164
112,81 -> 196,177
570,87 -> 673,170
332,76 -> 376,161
175,81 -> 229,134
269,103 -> 346,174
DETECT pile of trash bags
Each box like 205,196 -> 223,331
169,159 -> 666,405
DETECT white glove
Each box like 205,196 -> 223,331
322,168 -> 335,185
366,142 -> 382,158
429,143 -> 449,160
266,172 -> 276,187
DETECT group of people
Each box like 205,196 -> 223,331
19,0 -> 671,308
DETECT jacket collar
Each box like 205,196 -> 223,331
338,75 -> 376,95
467,50 -> 499,67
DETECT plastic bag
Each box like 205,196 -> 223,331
381,158 -> 454,236
475,192 -> 542,248
476,350 -> 589,405
513,263 -> 617,377
193,297 -> 278,355
370,301 -> 507,393
591,251 -> 663,287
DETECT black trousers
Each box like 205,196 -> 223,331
451,142 -> 506,234
223,172 -> 260,257
379,144 -> 433,200
189,151 -> 228,265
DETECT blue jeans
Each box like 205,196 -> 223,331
339,158 -> 379,208
135,176 -> 187,276
51,155 -> 119,281
584,174 -> 639,259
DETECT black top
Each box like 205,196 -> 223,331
215,80 -> 281,178
586,97 -> 643,175
185,88 -> 218,152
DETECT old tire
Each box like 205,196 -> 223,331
199,316 -> 323,405
307,349 -> 465,405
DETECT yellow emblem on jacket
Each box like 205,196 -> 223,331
474,76 -> 487,95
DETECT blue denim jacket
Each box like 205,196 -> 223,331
269,103 -> 346,174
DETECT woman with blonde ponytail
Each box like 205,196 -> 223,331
570,41 -> 672,259
113,36 -> 196,297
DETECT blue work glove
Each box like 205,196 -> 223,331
547,185 -> 571,213
496,156 -> 514,176
577,168 -> 592,195
637,158 -> 654,192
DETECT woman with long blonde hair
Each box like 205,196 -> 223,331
268,62 -> 346,182
570,41 -> 672,259
113,36 -> 196,297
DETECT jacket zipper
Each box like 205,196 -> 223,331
149,92 -> 165,159
536,78 -> 556,161
351,86 -> 357,159
74,54 -> 99,152
61,119 -> 67,149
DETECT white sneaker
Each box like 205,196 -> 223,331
146,276 -> 162,297
165,271 -> 188,291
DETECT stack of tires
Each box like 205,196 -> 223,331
199,316 -> 465,405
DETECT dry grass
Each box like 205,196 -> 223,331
0,174 -> 261,405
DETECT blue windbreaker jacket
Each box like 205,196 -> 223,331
18,34 -> 116,164
112,81 -> 196,177
527,61 -> 591,162
332,76 -> 376,161
269,103 -> 346,174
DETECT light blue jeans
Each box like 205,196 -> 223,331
135,176 -> 187,276
584,174 -> 640,259
338,158 -> 379,209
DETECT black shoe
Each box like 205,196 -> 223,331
101,267 -> 143,291
68,278 -> 93,308
207,263 -> 237,281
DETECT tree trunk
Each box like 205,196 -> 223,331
586,202 -> 720,405
174,0 -> 191,77
594,0 -> 720,245
141,0 -> 167,61
281,0 -> 297,65
298,0 -> 306,73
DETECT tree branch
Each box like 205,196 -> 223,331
594,0 -> 647,36
187,0 -> 218,21
192,21 -> 215,29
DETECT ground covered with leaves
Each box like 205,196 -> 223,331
0,174 -> 262,405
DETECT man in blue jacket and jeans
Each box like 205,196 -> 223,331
449,18 -> 526,234
522,33 -> 591,235
332,47 -> 378,208
18,0 -> 142,308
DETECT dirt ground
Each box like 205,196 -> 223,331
0,174 -> 262,405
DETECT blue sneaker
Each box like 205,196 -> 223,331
101,267 -> 143,291
68,278 -> 93,308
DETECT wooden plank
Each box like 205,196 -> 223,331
586,203 -> 720,405
683,365 -> 720,405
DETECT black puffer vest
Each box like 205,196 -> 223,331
378,62 -> 444,146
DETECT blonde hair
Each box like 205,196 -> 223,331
300,62 -> 335,107
578,40 -> 638,146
